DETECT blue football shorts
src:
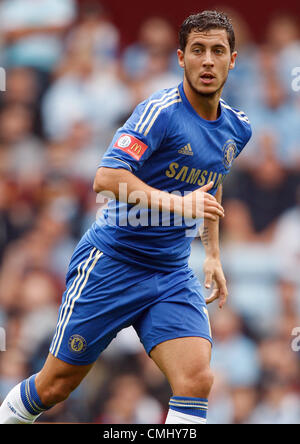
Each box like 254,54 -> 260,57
49,237 -> 212,365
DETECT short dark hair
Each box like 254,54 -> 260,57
179,10 -> 235,53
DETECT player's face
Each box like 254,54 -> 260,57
177,29 -> 237,97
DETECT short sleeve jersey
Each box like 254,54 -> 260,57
85,82 -> 252,271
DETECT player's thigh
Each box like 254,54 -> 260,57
50,239 -> 152,365
150,336 -> 212,394
35,353 -> 93,400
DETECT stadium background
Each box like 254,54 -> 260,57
0,0 -> 299,424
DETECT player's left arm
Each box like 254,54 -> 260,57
200,184 -> 228,309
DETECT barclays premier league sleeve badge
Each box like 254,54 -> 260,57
114,134 -> 149,161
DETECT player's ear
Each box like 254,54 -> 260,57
229,51 -> 237,70
177,49 -> 185,68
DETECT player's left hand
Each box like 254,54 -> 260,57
203,256 -> 228,309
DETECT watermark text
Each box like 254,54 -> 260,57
291,327 -> 300,352
0,327 -> 6,351
291,67 -> 300,92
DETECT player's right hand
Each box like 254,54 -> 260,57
181,181 -> 225,221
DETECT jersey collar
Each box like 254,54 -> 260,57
178,82 -> 225,128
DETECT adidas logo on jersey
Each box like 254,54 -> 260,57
178,143 -> 193,156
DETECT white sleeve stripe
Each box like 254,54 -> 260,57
144,98 -> 182,136
134,88 -> 179,133
220,102 -> 250,123
138,92 -> 180,134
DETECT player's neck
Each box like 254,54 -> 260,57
183,78 -> 222,121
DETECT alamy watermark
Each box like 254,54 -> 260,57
0,67 -> 6,92
291,327 -> 300,352
291,67 -> 300,92
95,183 -> 211,238
0,327 -> 6,351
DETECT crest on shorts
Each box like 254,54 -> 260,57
222,140 -> 237,169
68,334 -> 87,354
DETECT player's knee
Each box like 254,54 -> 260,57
175,367 -> 214,398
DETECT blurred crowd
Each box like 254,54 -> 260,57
0,0 -> 299,424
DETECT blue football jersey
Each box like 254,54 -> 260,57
85,82 -> 252,271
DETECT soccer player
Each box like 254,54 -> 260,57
0,10 -> 251,424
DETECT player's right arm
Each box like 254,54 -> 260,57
93,167 -> 224,221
